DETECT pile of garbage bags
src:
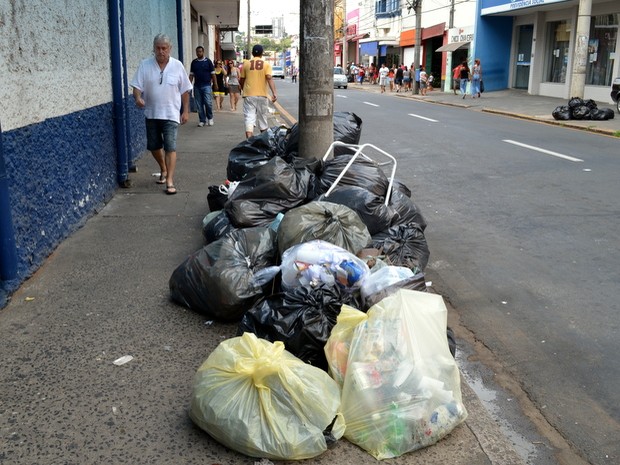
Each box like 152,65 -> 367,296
170,112 -> 467,461
552,97 -> 615,121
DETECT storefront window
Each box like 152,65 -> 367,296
586,14 -> 618,86
545,21 -> 571,83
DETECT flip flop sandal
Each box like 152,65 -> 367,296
165,185 -> 177,195
156,174 -> 167,184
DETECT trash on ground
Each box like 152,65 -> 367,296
113,355 -> 134,366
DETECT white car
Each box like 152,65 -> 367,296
271,66 -> 285,79
333,67 -> 348,89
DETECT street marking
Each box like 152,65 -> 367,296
408,113 -> 438,122
503,140 -> 584,162
336,95 -> 348,98
363,102 -> 379,107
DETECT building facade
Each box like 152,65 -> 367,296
0,0 -> 239,306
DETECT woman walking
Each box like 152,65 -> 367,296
459,61 -> 470,98
227,62 -> 241,111
213,60 -> 227,110
471,58 -> 482,98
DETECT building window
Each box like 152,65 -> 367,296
545,20 -> 571,83
375,0 -> 401,19
586,14 -> 618,86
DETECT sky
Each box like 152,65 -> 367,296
238,0 -> 301,36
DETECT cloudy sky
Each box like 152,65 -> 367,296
238,0 -> 301,35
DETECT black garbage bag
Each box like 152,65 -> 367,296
169,227 -> 278,321
318,153 -> 390,197
584,99 -> 598,110
318,186 -> 392,235
372,221 -> 430,272
590,107 -> 615,120
552,105 -> 571,120
393,179 -> 412,198
202,210 -> 236,244
227,127 -> 289,181
225,157 -> 313,228
284,112 -> 363,157
568,97 -> 585,110
387,188 -> 427,231
277,201 -> 372,256
238,284 -> 354,370
207,185 -> 228,212
571,105 -> 590,120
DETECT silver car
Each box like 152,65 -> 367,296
271,65 -> 285,79
333,67 -> 348,89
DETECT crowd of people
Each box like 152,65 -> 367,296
344,62 -> 435,94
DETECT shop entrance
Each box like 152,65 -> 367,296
514,25 -> 533,89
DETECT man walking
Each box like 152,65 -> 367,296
239,44 -> 277,139
189,46 -> 217,127
131,34 -> 192,195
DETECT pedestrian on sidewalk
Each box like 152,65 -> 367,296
452,62 -> 462,95
227,62 -> 241,111
130,33 -> 192,195
402,66 -> 410,91
379,63 -> 388,93
213,61 -> 227,111
419,67 -> 428,96
471,58 -> 482,98
459,61 -> 470,99
239,44 -> 277,139
189,46 -> 217,127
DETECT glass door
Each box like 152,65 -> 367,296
515,25 -> 533,88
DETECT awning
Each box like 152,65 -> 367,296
435,41 -> 470,52
347,33 -> 369,42
220,42 -> 236,51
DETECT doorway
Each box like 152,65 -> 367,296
514,24 -> 533,89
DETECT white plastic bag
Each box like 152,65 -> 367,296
190,333 -> 345,460
325,289 -> 467,459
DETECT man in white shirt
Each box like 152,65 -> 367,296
131,34 -> 192,195
378,63 -> 389,93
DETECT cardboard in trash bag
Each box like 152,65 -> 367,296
324,289 -> 468,459
190,333 -> 345,460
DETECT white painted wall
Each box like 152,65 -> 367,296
0,0 -> 112,131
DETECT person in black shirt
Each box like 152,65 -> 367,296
189,46 -> 217,126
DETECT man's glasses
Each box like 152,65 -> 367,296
159,70 -> 163,85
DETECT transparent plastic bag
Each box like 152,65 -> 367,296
325,289 -> 468,459
190,333 -> 345,460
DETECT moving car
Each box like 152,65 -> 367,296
333,66 -> 348,89
611,77 -> 620,113
271,65 -> 285,79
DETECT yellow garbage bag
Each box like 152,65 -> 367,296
325,289 -> 468,460
189,332 -> 345,460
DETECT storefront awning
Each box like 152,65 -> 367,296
435,41 -> 470,52
347,33 -> 369,42
220,43 -> 236,51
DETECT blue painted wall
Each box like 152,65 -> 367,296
474,14 -> 514,91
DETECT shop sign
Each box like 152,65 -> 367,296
481,0 -> 570,15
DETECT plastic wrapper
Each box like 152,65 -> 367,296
169,227 -> 277,321
276,240 -> 370,292
324,289 -> 468,459
361,266 -> 415,300
372,221 -> 430,272
319,186 -> 393,235
238,284 -> 354,370
225,156 -> 314,228
277,201 -> 372,256
190,333 -> 345,460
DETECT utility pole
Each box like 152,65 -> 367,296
342,0 -> 347,69
569,0 -> 592,98
298,0 -> 334,160
413,0 -> 422,95
246,0 -> 251,59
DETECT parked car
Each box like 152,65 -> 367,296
271,66 -> 285,79
611,77 -> 620,113
333,67 -> 348,89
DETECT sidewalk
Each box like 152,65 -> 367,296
348,82 -> 620,136
0,108 -> 529,464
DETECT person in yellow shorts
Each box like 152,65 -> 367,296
239,44 -> 277,139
